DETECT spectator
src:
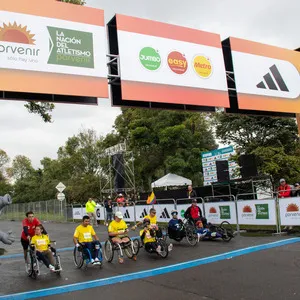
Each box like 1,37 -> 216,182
105,198 -> 113,226
85,198 -> 98,227
294,183 -> 300,197
278,178 -> 291,198
116,193 -> 125,207
187,185 -> 197,199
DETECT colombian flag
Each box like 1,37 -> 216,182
147,191 -> 156,205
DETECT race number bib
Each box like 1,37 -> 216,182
37,239 -> 46,246
83,232 -> 92,240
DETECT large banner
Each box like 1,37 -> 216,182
72,206 -> 105,221
0,0 -> 108,97
204,202 -> 237,224
116,14 -> 229,108
278,197 -> 300,226
237,199 -> 276,225
230,37 -> 300,113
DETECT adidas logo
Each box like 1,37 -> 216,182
124,209 -> 130,219
140,208 -> 147,218
256,64 -> 289,92
160,208 -> 170,219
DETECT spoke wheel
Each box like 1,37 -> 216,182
157,239 -> 168,259
73,247 -> 84,269
220,221 -> 234,242
185,225 -> 198,246
104,240 -> 114,262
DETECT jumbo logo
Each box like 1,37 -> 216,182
209,207 -> 217,213
193,55 -> 212,78
167,51 -> 188,74
139,47 -> 161,71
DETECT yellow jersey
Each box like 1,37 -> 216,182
144,214 -> 157,225
86,201 -> 96,213
140,228 -> 156,244
108,220 -> 128,237
31,234 -> 50,252
74,224 -> 95,243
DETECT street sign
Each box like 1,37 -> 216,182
57,192 -> 65,202
56,182 -> 66,193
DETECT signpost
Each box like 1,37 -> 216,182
56,182 -> 66,216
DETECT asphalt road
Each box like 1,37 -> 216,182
0,220 -> 300,300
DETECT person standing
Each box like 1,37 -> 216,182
105,198 -> 113,226
278,179 -> 291,198
187,185 -> 197,199
85,198 -> 98,227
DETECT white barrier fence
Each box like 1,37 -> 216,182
71,197 -> 300,233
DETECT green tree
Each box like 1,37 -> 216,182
7,155 -> 34,181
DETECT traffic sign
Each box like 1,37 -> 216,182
56,182 -> 66,192
57,192 -> 65,202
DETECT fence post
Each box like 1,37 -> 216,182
233,195 -> 240,235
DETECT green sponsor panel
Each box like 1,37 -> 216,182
255,204 -> 269,219
180,209 -> 185,218
47,26 -> 94,68
219,205 -> 230,219
139,47 -> 161,71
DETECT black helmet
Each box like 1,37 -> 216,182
143,218 -> 150,225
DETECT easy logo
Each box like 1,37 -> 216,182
139,47 -> 161,71
167,51 -> 188,74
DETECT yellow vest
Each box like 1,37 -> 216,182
86,201 -> 96,213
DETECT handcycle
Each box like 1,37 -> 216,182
73,241 -> 103,269
26,241 -> 62,279
167,219 -> 198,246
103,236 -> 140,263
140,234 -> 170,258
198,221 -> 235,242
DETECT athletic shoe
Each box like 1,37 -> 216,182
168,243 -> 173,252
93,258 -> 101,265
156,245 -> 162,254
49,264 -> 55,272
90,258 -> 95,264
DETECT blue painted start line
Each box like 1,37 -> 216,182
1,237 -> 300,300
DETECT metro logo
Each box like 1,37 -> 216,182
167,51 -> 188,74
193,55 -> 213,78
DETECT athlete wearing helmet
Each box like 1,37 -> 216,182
168,210 -> 184,240
140,218 -> 162,254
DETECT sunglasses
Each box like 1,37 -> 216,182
151,211 -> 156,214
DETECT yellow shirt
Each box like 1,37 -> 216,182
108,220 -> 128,237
144,214 -> 157,225
140,228 -> 156,244
31,234 -> 50,252
74,225 -> 95,243
86,201 -> 96,213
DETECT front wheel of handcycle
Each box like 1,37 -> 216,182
220,221 -> 234,242
157,239 -> 168,258
185,225 -> 198,246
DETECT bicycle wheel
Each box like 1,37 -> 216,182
220,221 -> 234,242
104,240 -> 114,262
185,225 -> 198,246
73,247 -> 84,269
132,238 -> 140,256
157,239 -> 168,258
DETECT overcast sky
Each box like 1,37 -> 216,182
0,0 -> 299,168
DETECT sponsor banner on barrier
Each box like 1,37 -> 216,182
72,206 -> 105,220
204,202 -> 237,224
237,199 -> 276,225
115,206 -> 135,222
135,204 -> 176,222
279,197 -> 300,226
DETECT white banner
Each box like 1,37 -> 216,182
204,202 -> 237,224
72,206 -> 105,221
0,11 -> 107,78
237,199 -> 276,225
279,197 -> 300,226
115,206 -> 135,222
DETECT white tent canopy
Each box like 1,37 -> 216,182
151,173 -> 192,188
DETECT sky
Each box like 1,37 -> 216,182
0,0 -> 299,168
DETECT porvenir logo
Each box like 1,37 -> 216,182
285,203 -> 300,218
0,22 -> 40,56
209,207 -> 217,213
167,51 -> 188,74
139,47 -> 161,71
242,205 -> 252,213
286,203 -> 299,212
193,55 -> 213,78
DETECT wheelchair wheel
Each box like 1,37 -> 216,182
185,225 -> 198,246
104,240 -> 114,262
30,251 -> 39,279
55,254 -> 62,275
220,221 -> 234,242
124,242 -> 134,259
73,246 -> 84,269
132,238 -> 140,256
157,239 -> 168,258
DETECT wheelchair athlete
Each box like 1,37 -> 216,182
195,219 -> 222,241
30,225 -> 56,272
167,210 -> 185,241
108,211 -> 135,264
73,215 -> 102,265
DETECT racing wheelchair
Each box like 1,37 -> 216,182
73,241 -> 103,269
103,237 -> 140,263
167,219 -> 198,246
26,241 -> 62,279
